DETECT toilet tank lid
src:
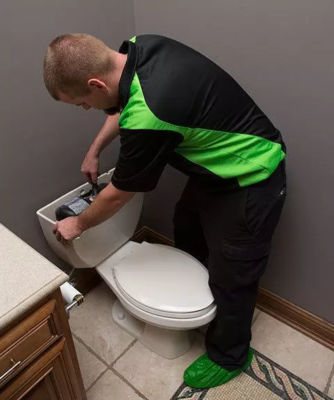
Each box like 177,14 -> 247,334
113,242 -> 214,314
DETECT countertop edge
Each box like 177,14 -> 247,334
0,272 -> 68,331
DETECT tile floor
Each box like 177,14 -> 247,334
69,282 -> 334,400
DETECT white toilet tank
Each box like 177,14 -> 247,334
36,169 -> 144,268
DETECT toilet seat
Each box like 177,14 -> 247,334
112,242 -> 215,319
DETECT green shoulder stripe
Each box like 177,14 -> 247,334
119,72 -> 285,187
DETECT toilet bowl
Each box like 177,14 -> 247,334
37,168 -> 216,359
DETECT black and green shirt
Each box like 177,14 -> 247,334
109,34 -> 286,192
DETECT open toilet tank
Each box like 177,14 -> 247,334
36,169 -> 144,269
36,168 -> 216,359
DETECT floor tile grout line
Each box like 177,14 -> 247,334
72,331 -> 110,367
85,367 -> 109,394
72,332 -> 148,399
110,366 -> 150,400
110,338 -> 138,367
323,361 -> 334,395
73,333 -> 149,398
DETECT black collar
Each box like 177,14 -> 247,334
118,40 -> 138,108
104,40 -> 137,115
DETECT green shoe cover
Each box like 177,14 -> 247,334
184,348 -> 254,389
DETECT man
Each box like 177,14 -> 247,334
43,33 -> 287,388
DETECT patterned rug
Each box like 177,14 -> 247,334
171,349 -> 332,400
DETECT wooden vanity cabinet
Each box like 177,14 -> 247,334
0,288 -> 86,400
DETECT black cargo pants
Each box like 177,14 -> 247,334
173,161 -> 287,370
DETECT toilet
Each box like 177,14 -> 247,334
37,168 -> 216,359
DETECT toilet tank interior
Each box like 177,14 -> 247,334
36,169 -> 144,268
37,170 -> 115,222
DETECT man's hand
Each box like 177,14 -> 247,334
81,114 -> 120,183
53,217 -> 84,244
81,150 -> 99,184
52,184 -> 135,245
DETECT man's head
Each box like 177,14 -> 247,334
43,33 -> 125,110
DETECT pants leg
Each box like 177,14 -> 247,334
200,162 -> 287,370
173,178 -> 209,266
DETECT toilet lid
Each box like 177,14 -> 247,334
112,242 -> 214,318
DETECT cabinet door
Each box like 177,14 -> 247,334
0,300 -> 59,387
0,338 -> 76,400
21,378 -> 58,400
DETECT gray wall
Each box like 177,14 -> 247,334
1,0 -> 332,324
0,0 -> 135,273
134,0 -> 334,323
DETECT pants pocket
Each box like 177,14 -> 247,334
244,181 -> 287,241
222,241 -> 270,261
216,241 -> 271,288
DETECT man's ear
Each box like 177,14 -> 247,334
87,78 -> 108,91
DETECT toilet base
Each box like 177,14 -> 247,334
112,300 -> 194,359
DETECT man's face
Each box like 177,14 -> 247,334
58,86 -> 118,111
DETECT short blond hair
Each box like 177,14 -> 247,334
43,33 -> 114,99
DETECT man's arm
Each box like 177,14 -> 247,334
88,113 -> 120,155
78,183 -> 135,230
53,183 -> 135,242
81,113 -> 120,183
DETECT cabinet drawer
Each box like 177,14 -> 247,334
0,300 -> 59,386
0,337 -> 74,400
